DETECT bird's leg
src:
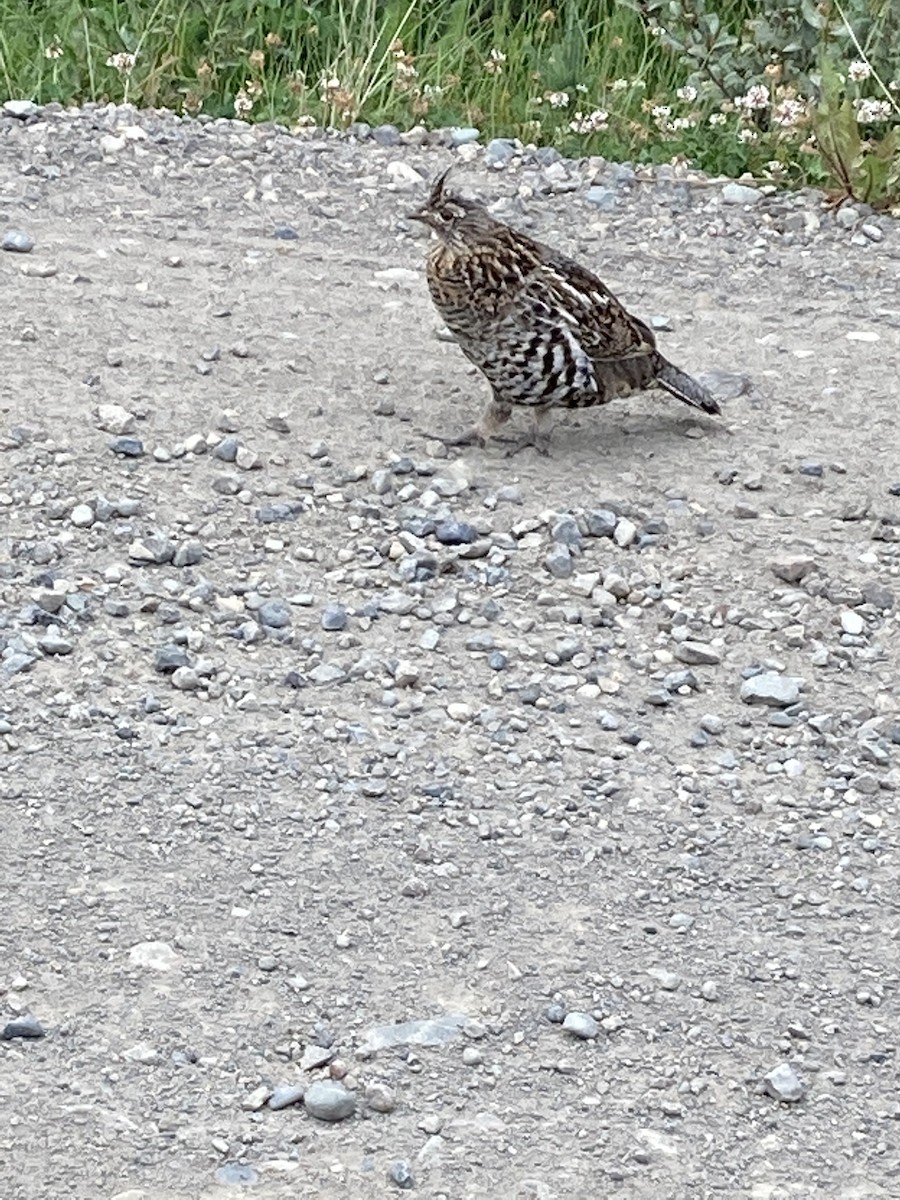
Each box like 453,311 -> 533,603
503,405 -> 555,458
422,398 -> 511,449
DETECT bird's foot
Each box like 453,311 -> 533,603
502,430 -> 552,458
419,426 -> 485,449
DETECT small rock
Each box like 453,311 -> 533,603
3,99 -> 39,118
721,182 -> 762,206
70,504 -> 94,528
770,555 -> 815,584
545,544 -> 573,579
1,1015 -> 46,1040
96,403 -> 136,434
109,437 -> 144,457
435,520 -> 478,545
303,1080 -> 356,1122
840,610 -> 864,636
763,1062 -> 805,1103
258,600 -> 291,629
674,641 -> 721,666
128,940 -> 180,971
365,1082 -> 397,1113
449,127 -> 480,146
585,186 -> 617,211
321,604 -> 347,631
613,517 -> 638,548
484,137 -> 518,167
389,1161 -> 415,1190
740,672 -> 802,708
562,1012 -> 599,1040
2,230 -> 34,253
585,509 -> 617,538
267,1084 -> 306,1111
647,967 -> 681,991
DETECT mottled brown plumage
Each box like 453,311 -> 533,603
408,169 -> 720,454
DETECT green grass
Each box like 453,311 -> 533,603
0,1 -> 898,206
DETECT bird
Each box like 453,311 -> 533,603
407,168 -> 720,455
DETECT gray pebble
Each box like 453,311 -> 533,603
173,540 -> 204,568
585,186 -> 617,211
545,544 -> 573,579
272,225 -> 299,240
674,641 -> 721,666
485,137 -> 518,167
586,509 -> 618,537
1,1015 -> 46,1040
364,1082 -> 397,1113
258,600 -> 291,629
2,229 -> 34,253
550,515 -> 582,546
740,672 -> 801,708
614,517 -> 638,547
70,504 -> 94,528
321,604 -> 347,631
562,1012 -> 599,1039
449,126 -> 480,145
763,1062 -> 805,1103
213,436 -> 240,462
372,124 -> 401,146
721,182 -> 762,206
389,1161 -> 415,1189
154,646 -> 189,674
303,1080 -> 356,1122
267,1084 -> 306,1110
39,628 -> 73,656
435,520 -> 478,545
109,436 -> 145,457
256,502 -> 304,523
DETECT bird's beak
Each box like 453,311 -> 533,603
406,208 -> 431,225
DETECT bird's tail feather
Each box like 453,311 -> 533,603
656,359 -> 720,415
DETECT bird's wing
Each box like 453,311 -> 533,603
509,248 -> 659,364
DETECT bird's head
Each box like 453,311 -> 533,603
407,169 -> 495,244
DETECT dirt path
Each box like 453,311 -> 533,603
2,102 -> 900,1200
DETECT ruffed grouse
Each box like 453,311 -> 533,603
409,169 -> 719,454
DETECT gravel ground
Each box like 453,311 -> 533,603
2,100 -> 900,1200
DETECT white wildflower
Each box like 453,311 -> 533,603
610,78 -> 629,92
651,105 -> 671,119
106,51 -> 137,75
546,91 -> 570,109
735,84 -> 769,111
676,85 -> 697,102
737,127 -> 758,143
771,97 -> 807,127
672,116 -> 695,130
568,108 -> 609,135
855,97 -> 892,123
44,38 -> 63,60
847,60 -> 872,83
484,48 -> 506,74
234,88 -> 253,118
708,112 -> 727,126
